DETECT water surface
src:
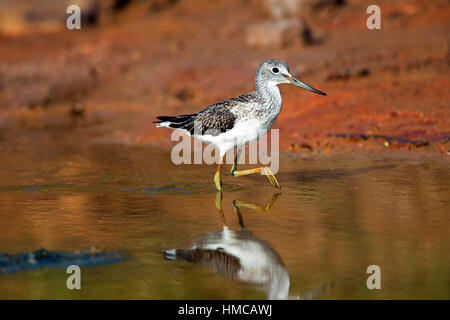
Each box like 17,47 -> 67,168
0,128 -> 448,299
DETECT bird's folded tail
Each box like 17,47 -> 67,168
153,113 -> 197,131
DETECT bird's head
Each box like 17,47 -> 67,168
256,59 -> 326,96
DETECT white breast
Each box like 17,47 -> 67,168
194,119 -> 265,157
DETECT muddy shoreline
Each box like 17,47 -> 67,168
0,0 -> 449,160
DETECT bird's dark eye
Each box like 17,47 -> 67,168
272,67 -> 279,73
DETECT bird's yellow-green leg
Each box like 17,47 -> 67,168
231,156 -> 281,189
232,193 -> 281,214
232,193 -> 281,228
215,190 -> 223,210
215,190 -> 227,226
230,148 -> 243,175
214,163 -> 223,191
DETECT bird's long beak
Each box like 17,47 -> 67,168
286,75 -> 327,96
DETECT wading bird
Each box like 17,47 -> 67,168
154,59 -> 326,191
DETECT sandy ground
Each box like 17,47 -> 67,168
0,0 -> 449,160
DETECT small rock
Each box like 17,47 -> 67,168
245,19 -> 301,48
300,142 -> 313,151
289,143 -> 299,152
410,139 -> 429,148
175,88 -> 195,102
390,110 -> 400,117
112,0 -> 132,11
264,0 -> 301,19
325,67 -> 371,81
357,67 -> 370,77
300,19 -> 316,45
70,103 -> 85,118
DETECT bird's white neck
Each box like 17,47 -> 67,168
256,80 -> 282,112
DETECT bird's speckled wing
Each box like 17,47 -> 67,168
155,92 -> 260,136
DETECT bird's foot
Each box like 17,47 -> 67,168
261,166 -> 281,189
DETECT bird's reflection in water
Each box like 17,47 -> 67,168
165,192 -> 333,300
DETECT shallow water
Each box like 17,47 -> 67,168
0,128 -> 449,299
